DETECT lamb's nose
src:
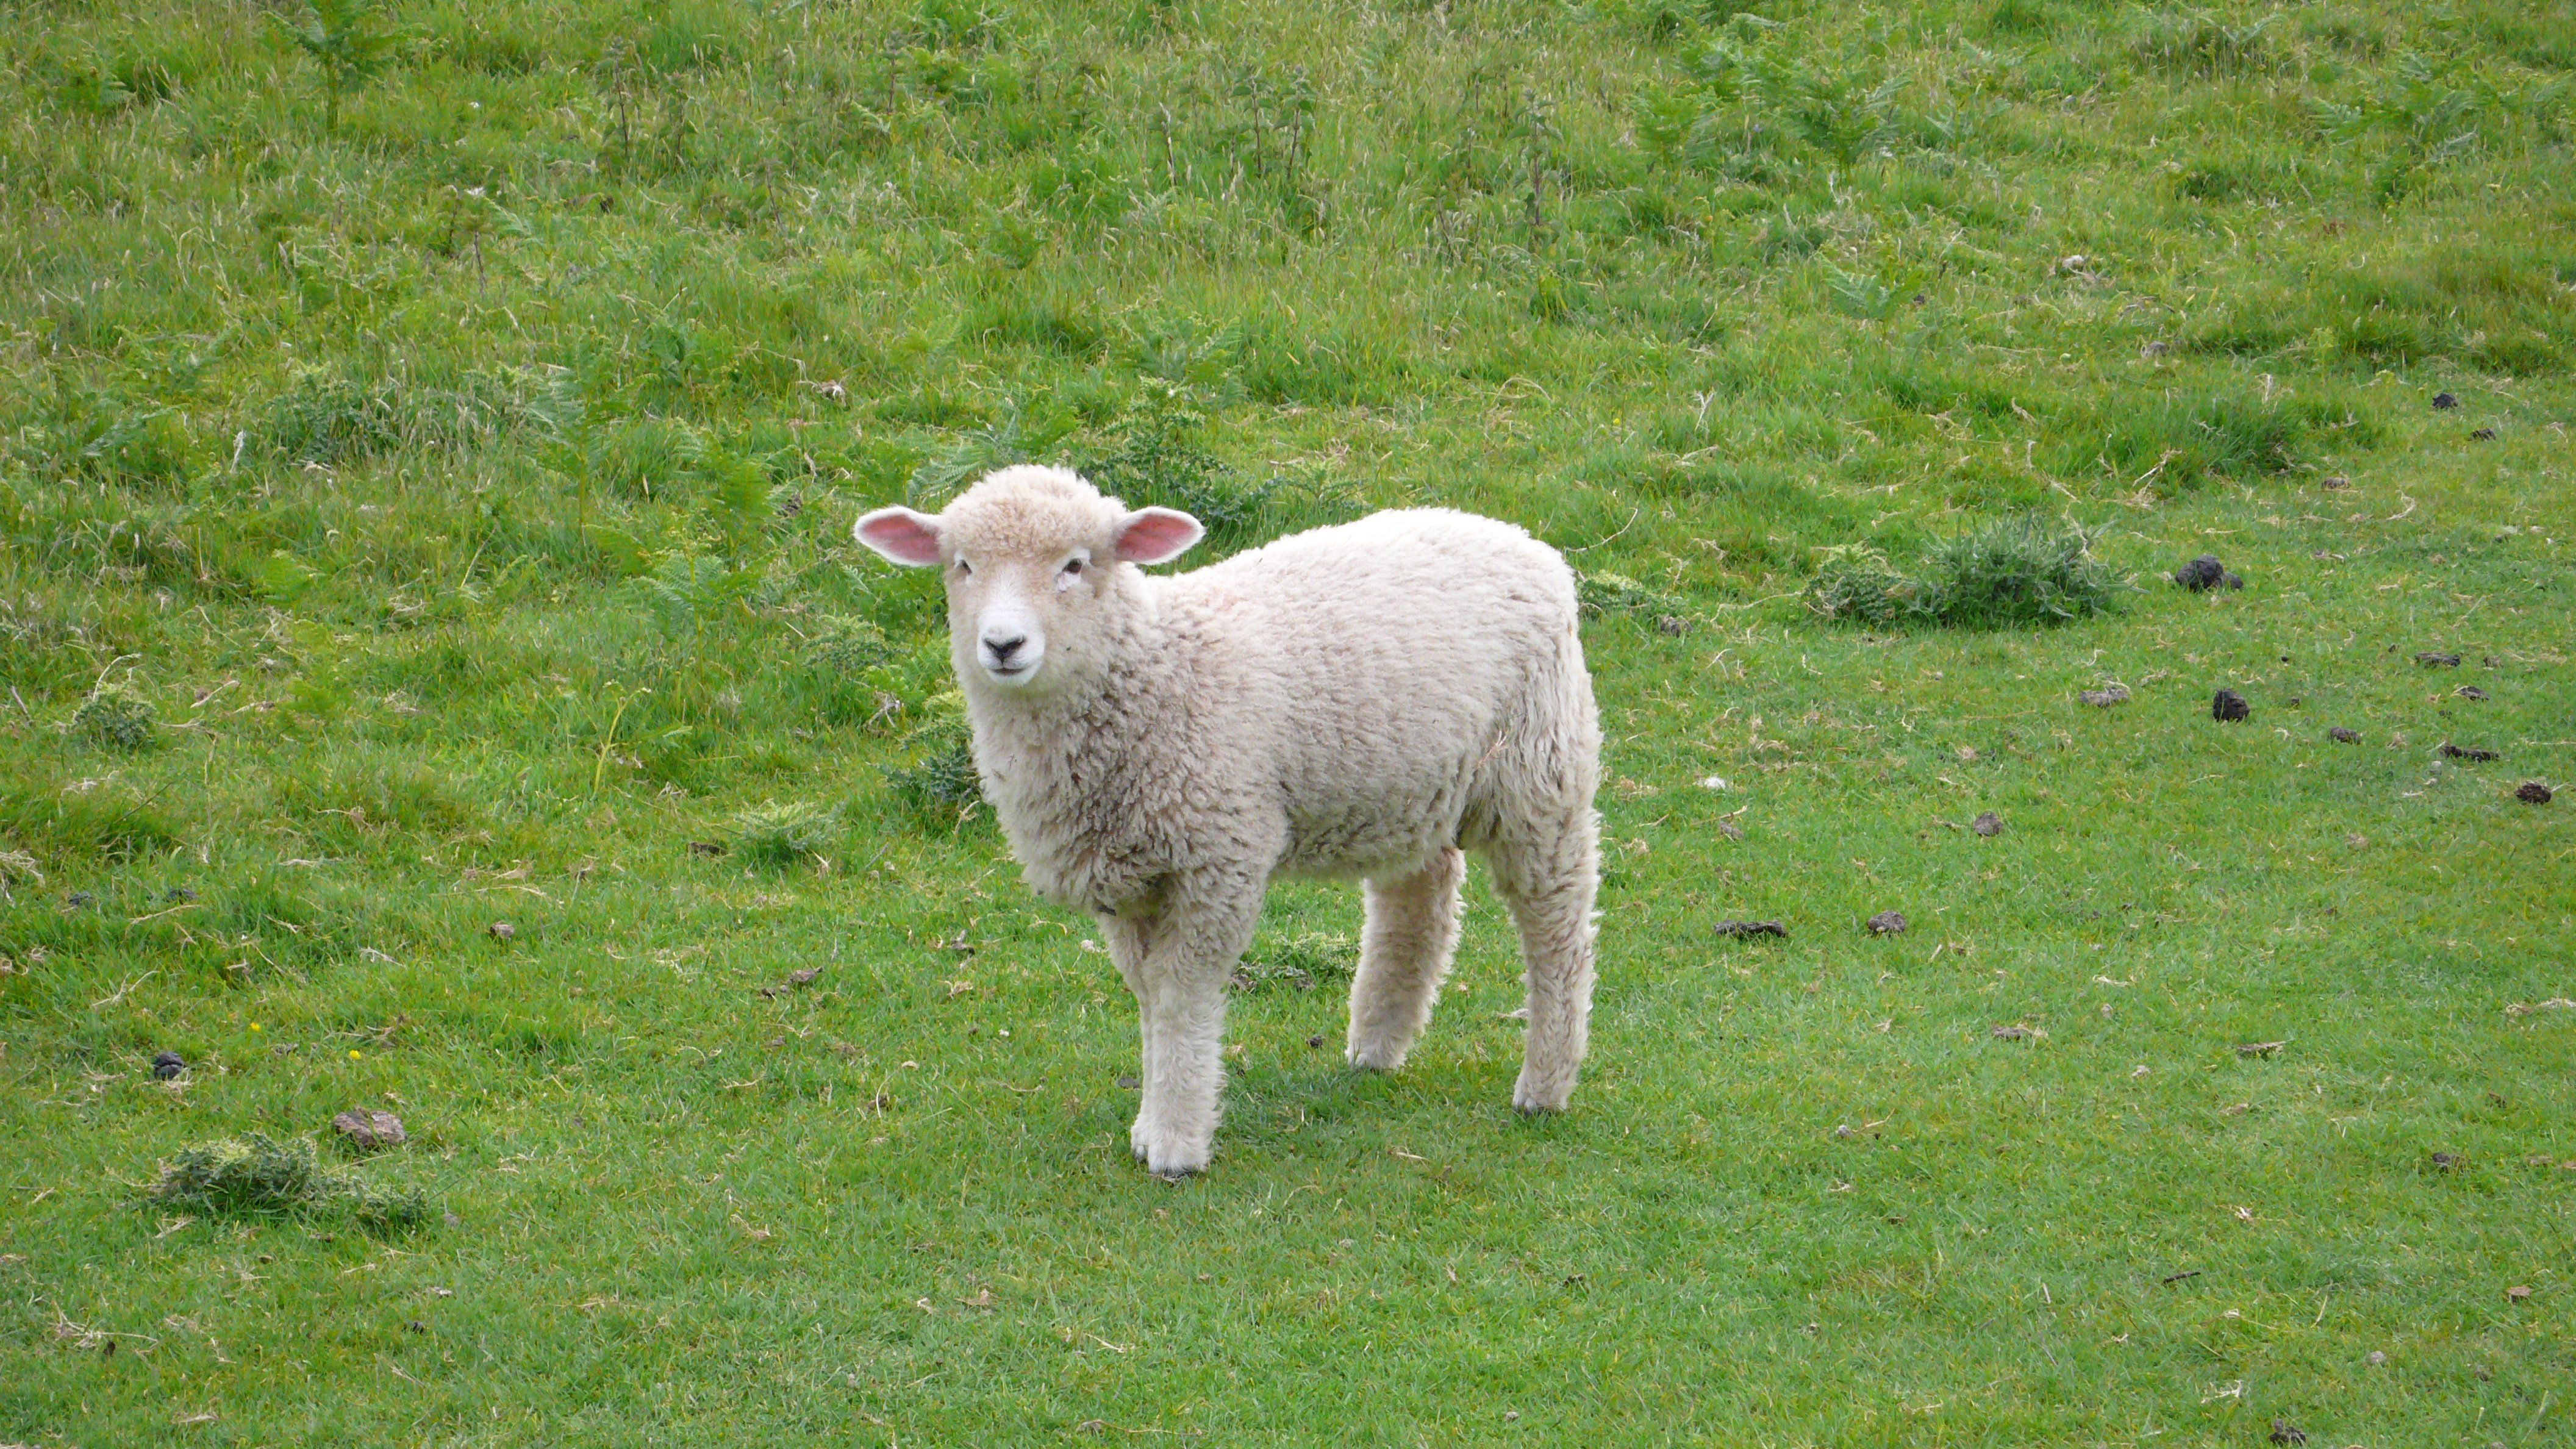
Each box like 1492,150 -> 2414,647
984,634 -> 1026,664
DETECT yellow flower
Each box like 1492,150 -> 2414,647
249,1023 -> 262,1032
348,1049 -> 362,1060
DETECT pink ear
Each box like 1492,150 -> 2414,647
1115,507 -> 1203,566
854,507 -> 943,566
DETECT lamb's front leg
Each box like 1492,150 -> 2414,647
1111,881 -> 1259,1178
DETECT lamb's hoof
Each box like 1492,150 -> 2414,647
1345,1041 -> 1407,1073
1130,1122 -> 1211,1178
1511,1075 -> 1574,1115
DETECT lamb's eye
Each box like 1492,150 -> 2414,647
1062,558 -> 1083,576
955,559 -> 973,577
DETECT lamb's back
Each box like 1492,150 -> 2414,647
1156,509 -> 1581,872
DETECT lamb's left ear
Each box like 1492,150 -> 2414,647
1114,507 -> 1203,566
854,507 -> 944,566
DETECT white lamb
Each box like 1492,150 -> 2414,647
855,465 -> 1600,1176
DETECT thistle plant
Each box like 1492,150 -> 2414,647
273,0 -> 398,132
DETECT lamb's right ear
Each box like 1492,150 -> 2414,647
854,507 -> 944,566
1114,507 -> 1203,566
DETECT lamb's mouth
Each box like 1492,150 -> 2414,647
982,661 -> 1037,684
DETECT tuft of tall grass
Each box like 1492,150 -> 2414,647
1806,517 -> 2115,628
150,1134 -> 425,1225
731,800 -> 843,868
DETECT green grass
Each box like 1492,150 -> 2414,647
3,0 -> 2573,1441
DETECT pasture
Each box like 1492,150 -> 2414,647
2,0 -> 2571,1441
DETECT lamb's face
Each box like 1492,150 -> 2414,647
852,466 -> 1202,698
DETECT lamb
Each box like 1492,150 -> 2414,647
855,465 -> 1601,1176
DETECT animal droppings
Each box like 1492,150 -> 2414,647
2455,685 -> 2488,701
331,1110 -> 407,1151
2233,1040 -> 2286,1057
2320,474 -> 2350,489
688,840 -> 728,857
2172,555 -> 2228,590
2212,689 -> 2251,722
2470,426 -> 2496,440
2429,1151 -> 2462,1172
1991,1024 -> 2036,1040
152,1051 -> 186,1081
2431,392 -> 2460,410
487,921 -> 515,942
2439,742 -> 2500,762
1972,811 -> 2004,836
2414,651 -> 2462,667
2269,1419 -> 2307,1446
1867,910 -> 1908,935
1713,920 -> 1789,939
2329,726 -> 2360,743
2516,781 -> 2553,804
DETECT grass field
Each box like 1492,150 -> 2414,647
4,0 -> 2573,1441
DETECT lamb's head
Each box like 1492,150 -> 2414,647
854,465 -> 1201,696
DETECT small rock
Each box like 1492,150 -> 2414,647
2269,1419 -> 2307,1446
2320,474 -> 2350,489
1971,811 -> 2003,837
2430,1151 -> 2462,1172
1991,1024 -> 2035,1040
2366,1350 -> 2386,1365
2470,426 -> 2496,440
1713,919 -> 1788,939
1866,910 -> 1907,936
2439,742 -> 2500,762
1116,1075 -> 1140,1090
2329,726 -> 2360,743
1306,1034 -> 1323,1050
2516,781 -> 2553,804
2058,254 -> 2090,275
151,1051 -> 186,1081
2078,684 -> 2130,707
488,921 -> 516,941
2431,392 -> 2460,410
2172,555 -> 2228,591
2506,1284 -> 2533,1302
2455,685 -> 2488,701
2414,651 -> 2461,667
2212,689 -> 2251,723
332,1109 -> 406,1151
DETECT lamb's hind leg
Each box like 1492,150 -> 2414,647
1487,811 -> 1598,1114
1345,846 -> 1467,1072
